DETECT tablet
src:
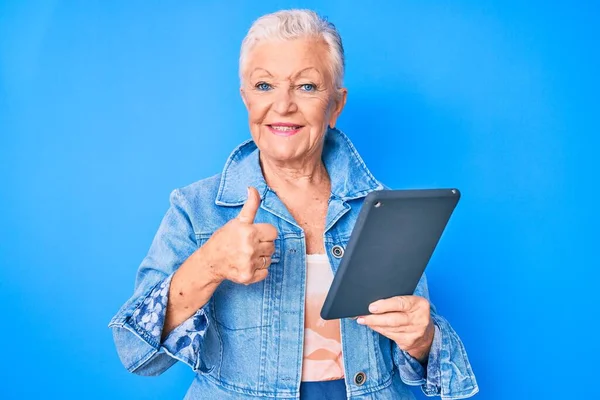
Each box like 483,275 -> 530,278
320,189 -> 461,320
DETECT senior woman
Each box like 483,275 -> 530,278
109,9 -> 478,400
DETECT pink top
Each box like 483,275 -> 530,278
301,254 -> 345,382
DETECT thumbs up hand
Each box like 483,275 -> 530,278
200,187 -> 278,285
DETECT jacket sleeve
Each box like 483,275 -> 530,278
393,274 -> 479,399
108,189 -> 212,376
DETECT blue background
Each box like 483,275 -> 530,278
1,1 -> 598,399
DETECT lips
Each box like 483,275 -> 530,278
267,123 -> 304,137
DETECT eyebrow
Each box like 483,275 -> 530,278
249,67 -> 322,81
292,67 -> 322,79
249,68 -> 274,79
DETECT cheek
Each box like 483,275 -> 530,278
246,98 -> 270,123
302,97 -> 332,125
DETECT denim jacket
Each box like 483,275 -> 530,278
109,128 -> 478,399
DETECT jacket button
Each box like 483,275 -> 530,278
331,245 -> 344,258
354,372 -> 366,386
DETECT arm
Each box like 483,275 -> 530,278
392,274 -> 479,399
108,189 -> 216,375
108,186 -> 278,376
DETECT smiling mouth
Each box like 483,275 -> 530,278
266,124 -> 304,136
268,124 -> 303,131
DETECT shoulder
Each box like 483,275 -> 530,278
168,173 -> 222,210
176,173 -> 222,199
168,173 -> 235,233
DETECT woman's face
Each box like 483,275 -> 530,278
241,37 -> 347,165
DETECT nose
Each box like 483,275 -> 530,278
272,88 -> 298,115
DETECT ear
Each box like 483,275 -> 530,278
328,88 -> 348,128
240,87 -> 248,108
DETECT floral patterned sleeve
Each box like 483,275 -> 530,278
131,277 -> 171,339
109,189 -> 212,376
130,274 -> 210,369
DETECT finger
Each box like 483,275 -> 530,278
255,223 -> 278,242
257,241 -> 275,256
255,255 -> 271,270
364,324 -> 414,341
366,324 -> 390,338
237,187 -> 261,224
247,268 -> 268,284
367,327 -> 420,351
369,296 -> 414,314
357,312 -> 410,328
365,323 -> 412,333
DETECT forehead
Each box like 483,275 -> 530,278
246,37 -> 331,79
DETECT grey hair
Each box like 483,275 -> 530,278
239,9 -> 345,89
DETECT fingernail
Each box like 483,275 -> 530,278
369,304 -> 378,313
357,317 -> 365,324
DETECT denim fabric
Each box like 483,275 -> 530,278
109,128 -> 478,399
300,379 -> 346,399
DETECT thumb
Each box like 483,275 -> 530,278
237,187 -> 261,224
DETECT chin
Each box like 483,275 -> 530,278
260,147 -> 300,163
254,129 -> 312,162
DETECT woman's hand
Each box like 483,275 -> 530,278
201,186 -> 278,285
357,296 -> 435,363
164,187 -> 277,336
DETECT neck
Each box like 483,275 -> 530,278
260,153 -> 330,192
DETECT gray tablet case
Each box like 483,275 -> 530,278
320,189 -> 461,320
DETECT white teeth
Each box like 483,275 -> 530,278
271,125 -> 299,131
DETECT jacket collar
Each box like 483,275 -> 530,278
215,127 -> 383,206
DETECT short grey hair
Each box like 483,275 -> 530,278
239,9 -> 345,89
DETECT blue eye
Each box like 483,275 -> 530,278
255,82 -> 272,91
299,83 -> 316,92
